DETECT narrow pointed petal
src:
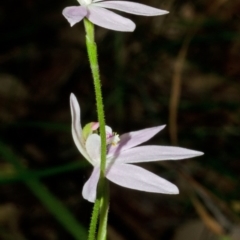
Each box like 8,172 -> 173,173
62,6 -> 87,27
108,125 -> 165,155
87,6 -> 135,32
85,134 -> 101,166
93,1 -> 169,16
70,94 -> 89,160
113,146 -> 204,164
82,167 -> 100,202
106,163 -> 179,194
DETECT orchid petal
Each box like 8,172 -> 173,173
85,134 -> 101,166
62,6 -> 87,27
87,6 -> 135,32
106,163 -> 179,194
92,0 -> 106,2
108,125 -> 165,155
82,167 -> 100,202
93,1 -> 169,16
105,126 -> 112,135
70,93 -> 89,161
113,146 -> 204,164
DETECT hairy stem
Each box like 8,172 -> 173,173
83,19 -> 109,240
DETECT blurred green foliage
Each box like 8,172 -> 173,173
0,0 -> 239,239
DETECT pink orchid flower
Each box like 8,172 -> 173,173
70,93 -> 203,202
62,0 -> 168,31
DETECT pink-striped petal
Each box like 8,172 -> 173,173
70,93 -> 89,161
82,167 -> 100,202
113,145 -> 204,164
93,1 -> 169,16
62,6 -> 88,27
108,125 -> 165,155
87,6 -> 135,31
106,163 -> 179,194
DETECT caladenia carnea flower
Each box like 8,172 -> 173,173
70,93 -> 204,202
62,0 -> 168,31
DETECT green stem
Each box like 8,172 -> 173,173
88,199 -> 101,240
83,19 -> 109,240
97,179 -> 109,240
83,19 -> 107,176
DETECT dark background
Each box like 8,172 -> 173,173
0,0 -> 240,239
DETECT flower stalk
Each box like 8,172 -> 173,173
83,18 -> 108,240
65,3 -> 203,240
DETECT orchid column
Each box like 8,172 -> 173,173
63,1 -> 175,239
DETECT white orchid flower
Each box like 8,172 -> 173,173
70,93 -> 203,202
62,0 -> 168,31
